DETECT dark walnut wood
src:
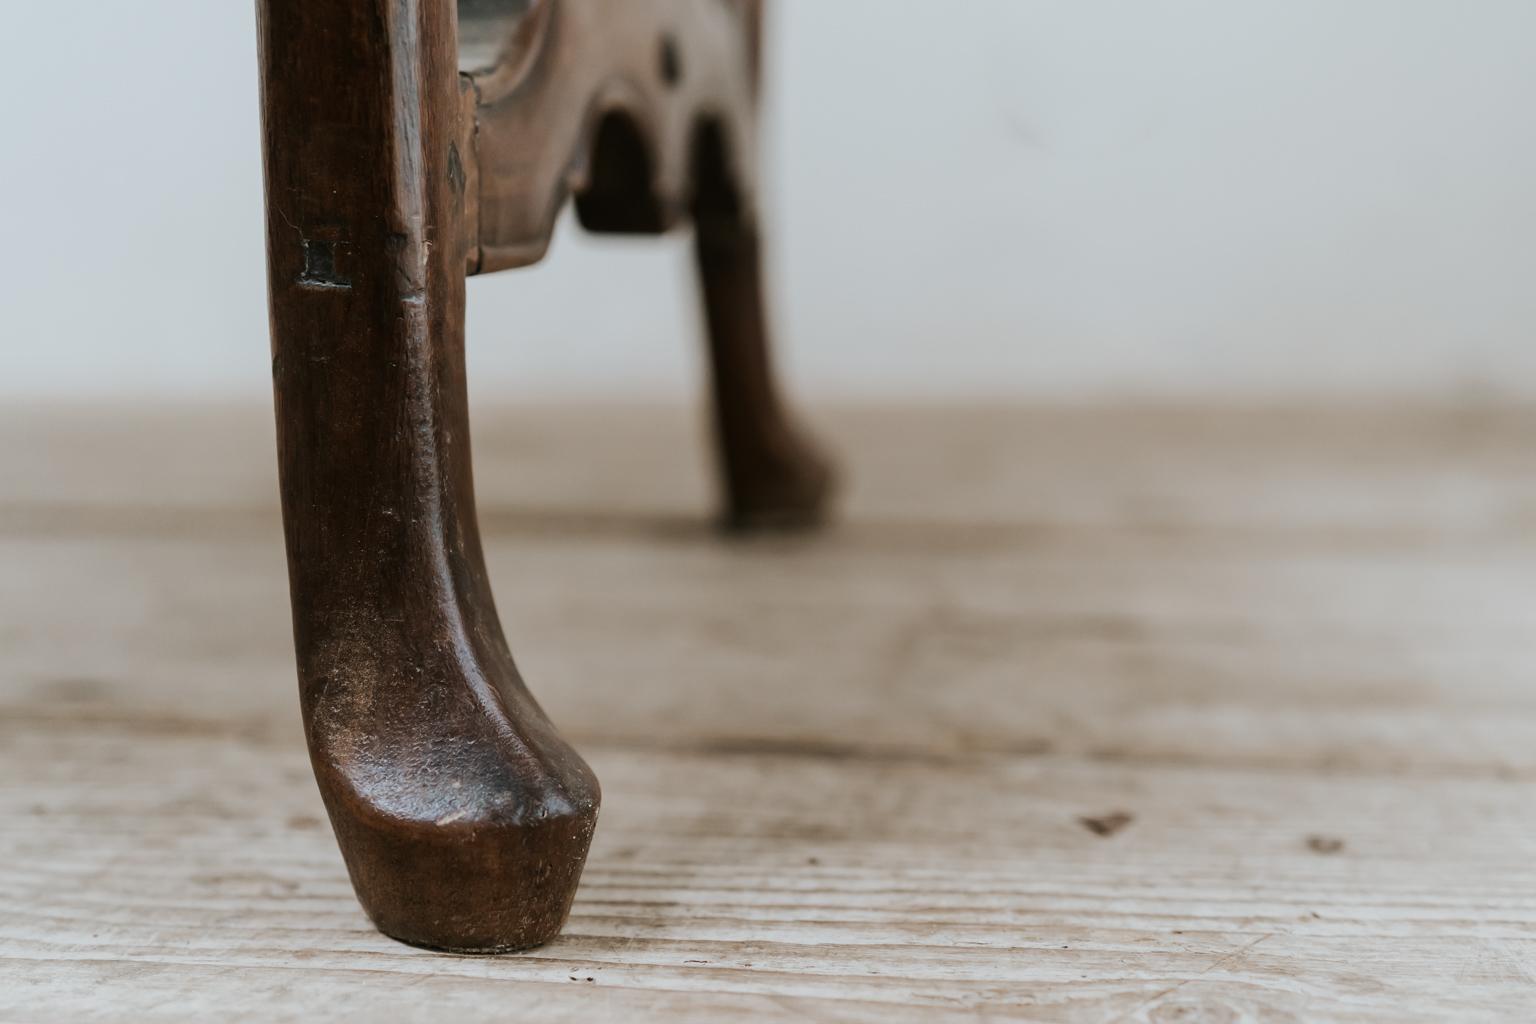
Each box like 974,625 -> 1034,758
255,0 -> 834,952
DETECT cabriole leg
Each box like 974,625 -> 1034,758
693,150 -> 837,531
257,0 -> 598,953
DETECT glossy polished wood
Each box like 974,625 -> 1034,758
256,0 -> 831,952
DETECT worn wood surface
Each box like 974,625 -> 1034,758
3,403 -> 1536,1020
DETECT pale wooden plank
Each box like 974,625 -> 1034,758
6,517 -> 1536,776
3,722 -> 1533,1020
2,404 -> 1534,1021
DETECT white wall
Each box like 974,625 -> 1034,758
4,0 -> 1535,401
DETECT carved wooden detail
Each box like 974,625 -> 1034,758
460,0 -> 763,273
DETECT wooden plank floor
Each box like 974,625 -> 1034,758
3,403 -> 1535,1021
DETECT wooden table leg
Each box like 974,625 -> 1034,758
256,0 -> 598,953
693,126 -> 838,532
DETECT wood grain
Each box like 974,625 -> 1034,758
3,403 -> 1535,1020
